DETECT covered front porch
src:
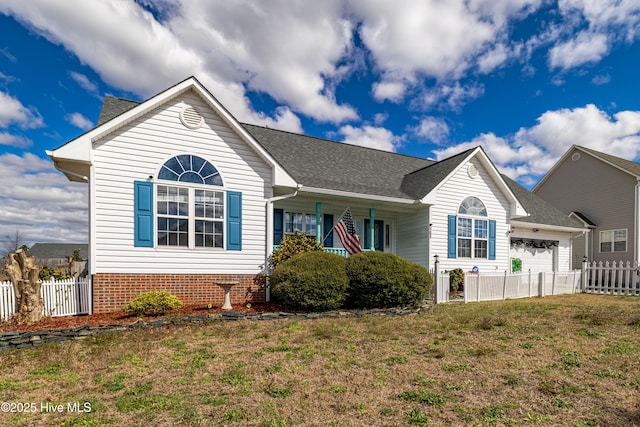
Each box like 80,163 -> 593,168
268,194 -> 431,267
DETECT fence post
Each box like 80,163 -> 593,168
581,257 -> 588,293
502,270 -> 507,300
538,272 -> 545,297
433,254 -> 440,304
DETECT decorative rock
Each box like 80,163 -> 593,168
0,302 -> 434,353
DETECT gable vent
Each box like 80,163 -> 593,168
180,105 -> 203,129
467,163 -> 479,178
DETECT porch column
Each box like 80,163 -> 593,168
369,208 -> 375,251
316,202 -> 322,244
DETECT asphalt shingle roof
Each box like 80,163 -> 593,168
97,95 -> 141,126
92,95 -> 580,229
503,175 -> 581,228
28,243 -> 88,260
241,123 -> 435,199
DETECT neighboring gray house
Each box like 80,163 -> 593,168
533,145 -> 640,268
47,77 -> 583,312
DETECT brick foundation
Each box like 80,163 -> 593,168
91,273 -> 266,313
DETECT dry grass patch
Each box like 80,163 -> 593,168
0,294 -> 639,426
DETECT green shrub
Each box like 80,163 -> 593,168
346,252 -> 432,309
122,290 -> 182,316
270,231 -> 324,269
38,264 -> 70,281
449,268 -> 464,292
270,251 -> 348,311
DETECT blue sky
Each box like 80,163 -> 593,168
2,0 -> 640,245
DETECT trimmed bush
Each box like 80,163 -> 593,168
270,231 -> 324,269
270,251 -> 348,311
122,290 -> 183,316
346,252 -> 432,309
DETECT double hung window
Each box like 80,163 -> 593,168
457,196 -> 488,259
156,155 -> 225,248
600,229 -> 627,253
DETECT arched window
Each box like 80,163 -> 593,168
156,155 -> 225,248
458,196 -> 487,216
457,196 -> 489,258
158,154 -> 223,186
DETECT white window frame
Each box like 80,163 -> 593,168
457,217 -> 488,259
599,228 -> 627,253
157,183 -> 226,249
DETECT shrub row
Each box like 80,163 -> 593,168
270,251 -> 433,311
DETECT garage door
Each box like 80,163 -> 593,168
510,241 -> 557,273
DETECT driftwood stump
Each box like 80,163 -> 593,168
4,249 -> 43,324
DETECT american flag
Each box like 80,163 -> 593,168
335,208 -> 362,255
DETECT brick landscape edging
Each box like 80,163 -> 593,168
0,303 -> 433,353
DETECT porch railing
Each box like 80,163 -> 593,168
272,246 -> 370,258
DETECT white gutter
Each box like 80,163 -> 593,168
264,186 -> 302,301
510,221 -> 584,234
299,186 -> 419,205
52,163 -> 89,182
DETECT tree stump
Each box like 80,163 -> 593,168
3,249 -> 43,324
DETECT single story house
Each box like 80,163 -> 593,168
534,145 -> 640,268
48,77 -> 583,313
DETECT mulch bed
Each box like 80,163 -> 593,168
0,302 -> 284,333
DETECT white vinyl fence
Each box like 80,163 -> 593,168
0,278 -> 92,321
583,261 -> 640,296
434,259 -> 640,304
434,269 -> 581,304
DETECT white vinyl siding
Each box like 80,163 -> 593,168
395,208 -> 430,267
91,90 -> 272,274
431,158 -> 511,272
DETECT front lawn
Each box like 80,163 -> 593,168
0,294 -> 639,426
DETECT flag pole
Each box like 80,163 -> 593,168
321,206 -> 350,244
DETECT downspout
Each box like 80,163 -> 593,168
264,186 -> 302,301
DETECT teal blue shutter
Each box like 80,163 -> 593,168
227,191 -> 242,251
447,215 -> 457,258
488,219 -> 496,260
323,214 -> 334,247
274,208 -> 284,245
134,181 -> 154,247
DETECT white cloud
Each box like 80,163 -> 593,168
0,0 -> 357,129
477,43 -> 510,74
0,153 -> 88,245
338,125 -> 401,152
372,81 -> 407,103
0,132 -> 32,148
434,104 -> 640,182
420,82 -> 485,112
548,31 -> 609,70
69,71 -> 99,96
0,91 -> 44,129
66,112 -> 93,131
414,117 -> 450,144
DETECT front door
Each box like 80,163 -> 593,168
363,219 -> 384,251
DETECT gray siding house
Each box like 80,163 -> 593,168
533,145 -> 640,267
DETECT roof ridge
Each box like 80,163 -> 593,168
240,122 -> 436,162
403,146 -> 477,177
